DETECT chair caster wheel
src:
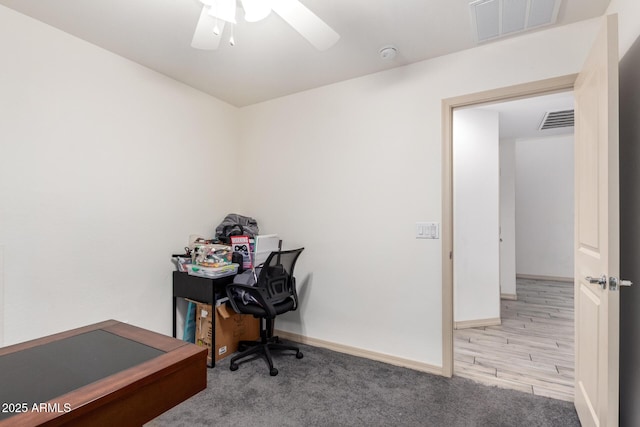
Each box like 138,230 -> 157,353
296,351 -> 303,359
270,368 -> 278,376
230,363 -> 238,371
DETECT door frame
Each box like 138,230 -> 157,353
441,74 -> 577,377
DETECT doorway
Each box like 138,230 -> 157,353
440,74 -> 577,378
449,91 -> 576,401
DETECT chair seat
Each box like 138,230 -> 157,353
234,298 -> 295,317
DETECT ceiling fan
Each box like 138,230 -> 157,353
191,0 -> 340,51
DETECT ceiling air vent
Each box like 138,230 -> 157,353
470,0 -> 562,42
539,109 -> 574,130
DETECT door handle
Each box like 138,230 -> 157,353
586,274 -> 607,290
609,277 -> 633,291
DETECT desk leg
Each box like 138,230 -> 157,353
210,285 -> 216,368
172,297 -> 177,338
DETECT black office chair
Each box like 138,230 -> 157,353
225,247 -> 304,376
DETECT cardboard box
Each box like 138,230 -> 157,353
194,300 -> 260,366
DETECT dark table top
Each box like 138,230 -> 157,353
0,320 -> 207,426
0,330 -> 164,420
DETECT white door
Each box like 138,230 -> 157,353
573,14 -> 620,427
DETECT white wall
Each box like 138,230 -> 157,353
499,139 -> 517,297
0,6 -> 240,344
607,0 -> 640,57
515,135 -> 574,279
453,109 -> 500,324
238,19 -> 601,367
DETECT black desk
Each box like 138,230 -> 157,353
172,271 -> 237,367
0,320 -> 206,426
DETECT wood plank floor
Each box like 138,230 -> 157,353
454,279 -> 574,402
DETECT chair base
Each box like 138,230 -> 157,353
229,335 -> 303,376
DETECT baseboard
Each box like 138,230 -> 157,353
454,317 -> 501,330
274,329 -> 443,376
501,293 -> 518,301
516,274 -> 574,283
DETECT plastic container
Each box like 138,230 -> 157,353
186,263 -> 239,278
192,244 -> 233,268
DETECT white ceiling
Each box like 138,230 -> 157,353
0,0 -> 610,107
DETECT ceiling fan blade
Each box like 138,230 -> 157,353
271,0 -> 340,51
191,6 -> 225,50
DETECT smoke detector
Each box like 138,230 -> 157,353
379,45 -> 398,60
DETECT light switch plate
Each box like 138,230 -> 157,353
416,222 -> 440,239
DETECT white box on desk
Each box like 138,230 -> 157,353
253,234 -> 280,266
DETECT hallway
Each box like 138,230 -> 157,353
454,279 -> 574,401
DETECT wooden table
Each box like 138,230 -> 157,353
0,320 -> 207,426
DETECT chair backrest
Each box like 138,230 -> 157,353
257,248 -> 304,303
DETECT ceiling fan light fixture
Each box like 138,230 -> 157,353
241,0 -> 272,22
192,6 -> 225,49
229,24 -> 236,46
208,0 -> 237,24
271,0 -> 340,51
192,0 -> 339,51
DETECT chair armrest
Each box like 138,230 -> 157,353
226,283 -> 277,317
